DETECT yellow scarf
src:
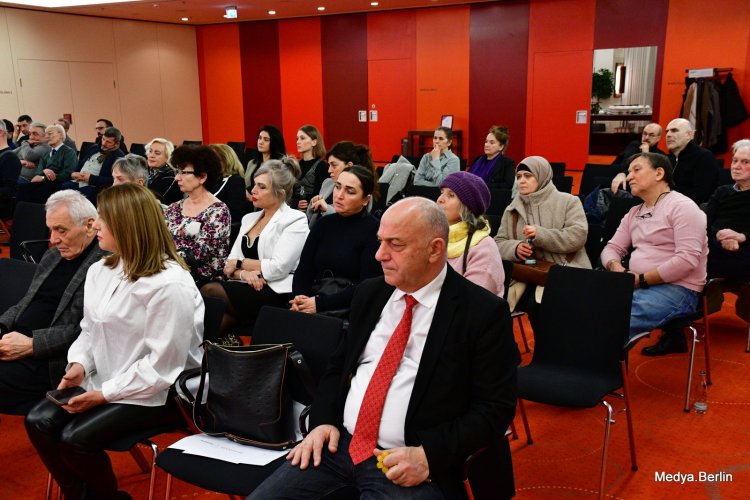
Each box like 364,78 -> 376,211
447,220 -> 491,259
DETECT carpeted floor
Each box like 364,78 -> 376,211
1,295 -> 747,499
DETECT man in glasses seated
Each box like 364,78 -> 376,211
610,122 -> 666,193
601,152 -> 708,355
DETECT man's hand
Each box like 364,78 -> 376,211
63,390 -> 106,414
43,169 -> 57,181
610,172 -> 627,193
31,175 -> 45,183
0,331 -> 33,360
58,363 -> 85,389
376,446 -> 430,487
639,142 -> 650,153
606,259 -> 627,273
286,424 -> 340,469
71,172 -> 90,182
289,295 -> 316,314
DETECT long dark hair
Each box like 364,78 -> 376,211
249,125 -> 286,165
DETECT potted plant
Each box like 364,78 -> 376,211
591,68 -> 614,115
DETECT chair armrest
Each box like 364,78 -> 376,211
20,239 -> 50,263
299,404 -> 311,437
176,367 -> 202,404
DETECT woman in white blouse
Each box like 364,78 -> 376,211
25,183 -> 204,500
202,156 -> 310,336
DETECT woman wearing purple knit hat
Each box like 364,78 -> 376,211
438,171 -> 505,297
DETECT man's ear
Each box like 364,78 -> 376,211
427,237 -> 446,263
85,217 -> 96,234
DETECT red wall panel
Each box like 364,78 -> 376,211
239,21 -> 283,147
469,1 -> 529,163
196,24 -> 244,144
278,18 -> 325,155
321,14 -> 369,147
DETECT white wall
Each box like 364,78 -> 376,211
0,7 -> 202,146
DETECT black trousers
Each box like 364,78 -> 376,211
25,398 -> 182,500
0,356 -> 52,414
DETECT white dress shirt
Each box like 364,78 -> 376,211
67,259 -> 204,406
343,265 -> 448,449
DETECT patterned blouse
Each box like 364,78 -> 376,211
164,200 -> 231,284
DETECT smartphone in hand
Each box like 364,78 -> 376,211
46,386 -> 86,406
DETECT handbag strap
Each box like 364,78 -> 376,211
461,227 -> 475,275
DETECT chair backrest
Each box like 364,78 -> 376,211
78,141 -> 95,160
579,163 -> 618,197
130,143 -> 146,158
406,184 -> 441,201
182,140 -> 203,146
252,307 -> 345,405
10,201 -> 49,261
550,162 -> 566,177
226,141 -> 247,165
486,214 -> 502,237
202,296 -> 226,343
717,168 -> 733,186
488,188 -> 513,216
532,266 -> 633,376
552,175 -> 573,193
0,259 -> 37,314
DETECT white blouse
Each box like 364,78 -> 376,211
67,259 -> 204,406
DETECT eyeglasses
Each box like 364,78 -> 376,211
642,133 -> 659,138
175,169 -> 196,176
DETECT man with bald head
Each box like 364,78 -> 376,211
664,118 -> 719,204
251,197 -> 519,499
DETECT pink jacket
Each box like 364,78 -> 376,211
448,235 -> 505,297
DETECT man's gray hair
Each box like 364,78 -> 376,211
113,154 -> 149,183
45,190 -> 97,225
30,121 -> 47,133
0,120 -> 6,134
391,196 -> 449,243
47,123 -> 66,139
732,139 -> 750,154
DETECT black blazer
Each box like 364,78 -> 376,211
310,266 -> 519,498
77,145 -> 125,188
470,154 -> 516,190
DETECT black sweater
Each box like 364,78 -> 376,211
669,141 -> 719,205
704,184 -> 750,243
293,211 -> 382,311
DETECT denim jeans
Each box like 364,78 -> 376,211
629,283 -> 699,339
249,430 -> 444,500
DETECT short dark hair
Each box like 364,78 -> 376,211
326,141 -> 374,171
103,127 -> 122,143
170,145 -> 223,191
628,152 -> 674,187
97,118 -> 114,127
342,165 -> 379,201
17,115 -> 32,123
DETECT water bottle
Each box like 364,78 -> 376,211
524,238 -> 536,265
693,370 -> 708,414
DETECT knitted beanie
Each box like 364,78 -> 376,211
440,171 -> 491,217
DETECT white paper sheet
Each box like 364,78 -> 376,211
168,434 -> 289,466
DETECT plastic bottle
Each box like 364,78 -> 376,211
693,370 -> 708,414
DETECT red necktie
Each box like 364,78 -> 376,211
349,294 -> 419,465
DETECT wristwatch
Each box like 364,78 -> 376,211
235,259 -> 243,271
638,273 -> 649,289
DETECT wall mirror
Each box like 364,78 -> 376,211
589,46 -> 658,155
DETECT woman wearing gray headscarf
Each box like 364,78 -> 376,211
495,156 -> 589,310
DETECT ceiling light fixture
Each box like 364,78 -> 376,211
1,0 -> 139,6
180,17 -> 189,21
370,1 -> 379,6
267,10 -> 276,15
224,5 -> 237,19
317,6 -> 325,11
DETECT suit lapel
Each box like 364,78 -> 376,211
405,267 -> 462,425
347,280 -> 394,372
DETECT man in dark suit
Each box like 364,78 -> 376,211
251,197 -> 519,499
0,190 -> 103,414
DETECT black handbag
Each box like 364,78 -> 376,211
192,341 -> 315,450
311,271 -> 354,318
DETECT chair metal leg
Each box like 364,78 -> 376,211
746,321 -> 750,353
619,362 -> 638,471
130,444 -> 152,474
703,319 -> 712,386
598,400 -> 615,500
146,441 -> 159,500
45,472 -> 53,500
517,399 -> 533,444
164,473 -> 173,500
509,421 -> 519,440
684,326 -> 699,412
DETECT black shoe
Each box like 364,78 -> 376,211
641,332 -> 688,356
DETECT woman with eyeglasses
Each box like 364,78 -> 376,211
601,152 -> 707,353
201,156 -> 309,335
164,145 -> 230,286
495,156 -> 589,311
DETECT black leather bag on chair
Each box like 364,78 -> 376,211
192,341 -> 314,450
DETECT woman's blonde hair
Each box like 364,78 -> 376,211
97,183 -> 188,280
210,144 -> 245,177
145,137 -> 175,166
